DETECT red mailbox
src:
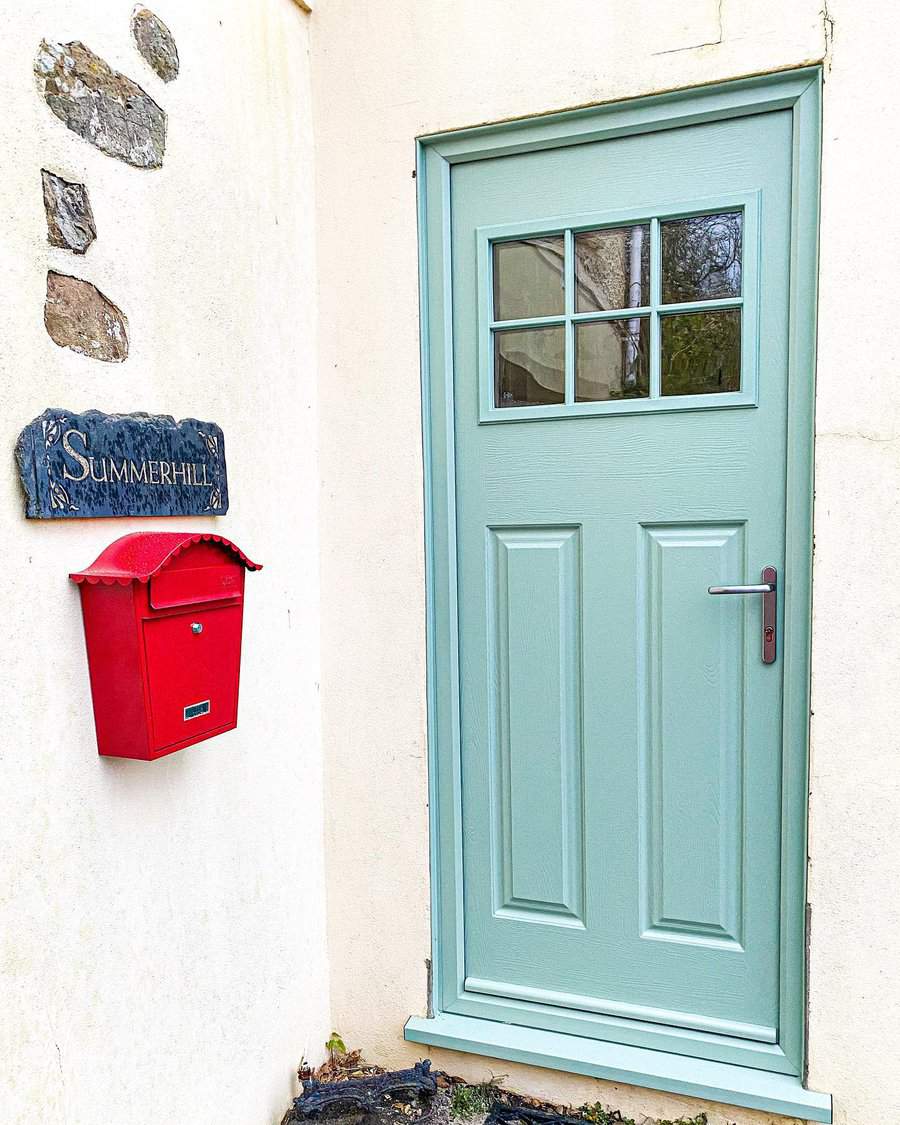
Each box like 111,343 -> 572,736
70,532 -> 262,760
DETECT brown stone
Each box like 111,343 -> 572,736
41,170 -> 96,254
34,40 -> 166,169
44,272 -> 129,363
131,6 -> 179,83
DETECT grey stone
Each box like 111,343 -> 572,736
41,170 -> 97,254
34,40 -> 166,169
44,272 -> 129,363
131,6 -> 179,83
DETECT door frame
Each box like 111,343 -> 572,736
409,67 -> 826,1120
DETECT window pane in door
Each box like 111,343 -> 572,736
661,309 -> 741,395
493,237 -> 565,322
495,326 -> 565,407
575,224 -> 650,312
661,212 -> 742,304
575,317 -> 649,401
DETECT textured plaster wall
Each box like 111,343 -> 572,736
804,2 -> 900,1120
0,3 -> 328,1124
312,2 -> 899,1124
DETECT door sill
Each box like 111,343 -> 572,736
404,1012 -> 831,1123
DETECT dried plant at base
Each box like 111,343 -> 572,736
578,1105 -> 637,1125
487,1104 -> 597,1125
488,1101 -> 709,1125
281,1044 -> 708,1125
312,1048 -> 386,1085
287,1057 -> 442,1125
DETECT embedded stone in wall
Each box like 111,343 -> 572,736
131,6 -> 179,83
34,40 -> 166,169
41,170 -> 97,254
44,272 -> 129,363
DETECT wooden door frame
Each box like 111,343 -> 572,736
407,67 -> 829,1122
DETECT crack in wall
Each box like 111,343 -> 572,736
652,0 -> 723,55
46,1008 -> 69,1125
818,431 -> 899,444
821,2 -> 835,70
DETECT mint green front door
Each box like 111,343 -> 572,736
417,74 -> 820,1087
451,107 -> 789,1049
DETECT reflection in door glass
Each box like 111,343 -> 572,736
574,224 -> 650,312
495,326 -> 565,407
661,212 -> 742,304
661,309 -> 741,395
493,237 -> 565,322
576,317 -> 649,400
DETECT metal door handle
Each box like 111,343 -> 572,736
708,566 -> 777,664
707,582 -> 774,595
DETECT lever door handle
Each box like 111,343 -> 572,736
708,566 -> 777,664
708,582 -> 774,595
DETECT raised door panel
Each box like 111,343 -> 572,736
486,527 -> 584,927
638,524 -> 745,949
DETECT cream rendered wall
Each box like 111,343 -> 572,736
0,3 -> 327,1124
312,3 -> 900,1124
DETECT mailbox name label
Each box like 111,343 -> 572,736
16,408 -> 229,519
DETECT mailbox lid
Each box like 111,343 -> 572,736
143,604 -> 243,753
70,532 -> 262,586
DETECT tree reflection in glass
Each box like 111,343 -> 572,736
661,212 -> 742,304
661,309 -> 741,396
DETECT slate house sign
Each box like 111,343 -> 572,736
16,409 -> 229,519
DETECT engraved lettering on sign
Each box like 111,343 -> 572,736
62,428 -> 90,481
61,429 -> 212,488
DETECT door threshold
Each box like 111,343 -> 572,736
404,1012 -> 831,1123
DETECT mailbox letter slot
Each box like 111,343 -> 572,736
150,564 -> 244,610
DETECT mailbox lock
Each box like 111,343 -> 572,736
191,622 -> 203,634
